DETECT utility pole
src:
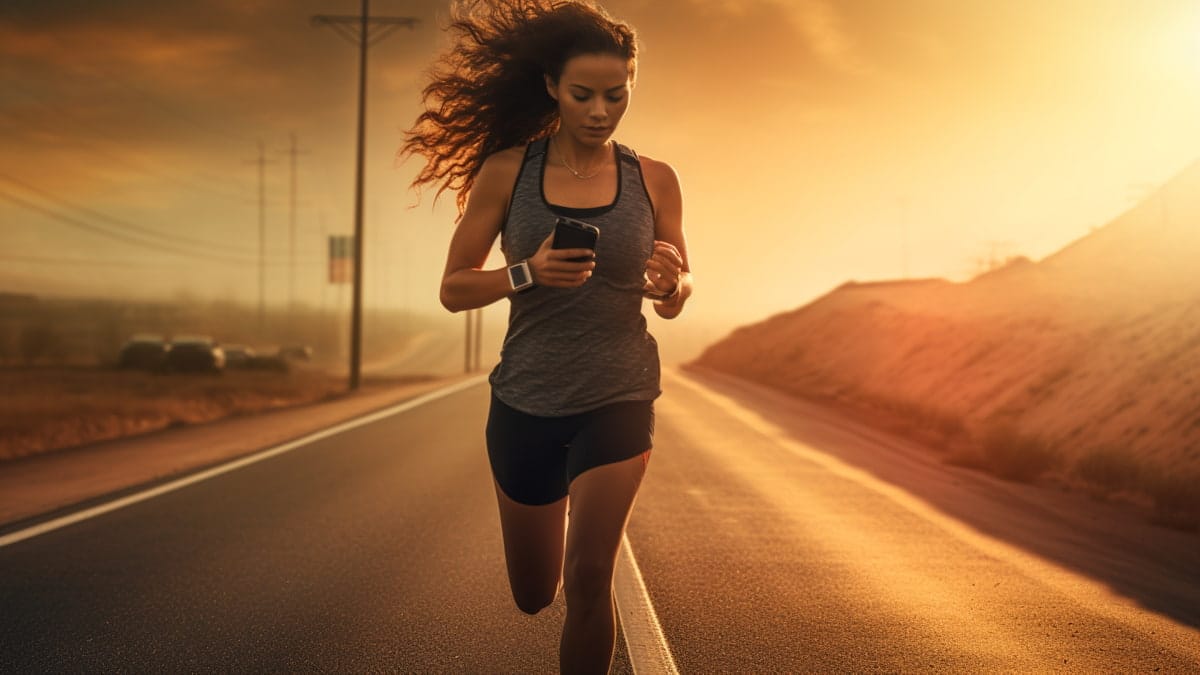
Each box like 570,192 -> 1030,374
463,309 -> 483,373
244,141 -> 275,333
314,2 -> 419,391
319,211 -> 328,317
464,311 -> 472,373
279,133 -> 309,321
473,308 -> 483,372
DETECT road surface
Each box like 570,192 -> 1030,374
2,368 -> 1198,672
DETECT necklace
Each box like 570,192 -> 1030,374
553,135 -> 606,180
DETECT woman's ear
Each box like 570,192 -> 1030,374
544,75 -> 558,101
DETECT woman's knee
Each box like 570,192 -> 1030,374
512,584 -> 558,615
562,555 -> 615,605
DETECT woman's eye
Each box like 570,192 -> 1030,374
572,95 -> 588,102
606,96 -> 624,103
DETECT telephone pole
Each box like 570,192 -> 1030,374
463,309 -> 484,373
314,2 -> 419,390
244,141 -> 275,332
279,133 -> 310,319
473,309 -> 483,371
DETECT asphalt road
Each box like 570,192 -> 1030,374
2,368 -> 1199,672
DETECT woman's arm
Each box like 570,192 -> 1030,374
438,150 -> 519,312
440,148 -> 596,312
641,157 -> 692,320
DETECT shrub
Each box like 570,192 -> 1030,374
979,422 -> 1057,483
1074,445 -> 1143,493
19,321 -> 62,365
851,392 -> 966,444
1142,469 -> 1200,532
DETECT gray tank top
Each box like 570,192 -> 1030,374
488,137 -> 661,416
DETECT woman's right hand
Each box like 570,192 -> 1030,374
527,232 -> 595,288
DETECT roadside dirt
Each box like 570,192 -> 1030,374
0,366 -> 361,461
694,160 -> 1200,530
0,373 -> 477,528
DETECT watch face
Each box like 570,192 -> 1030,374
509,263 -> 530,288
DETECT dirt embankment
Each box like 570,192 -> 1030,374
694,160 -> 1200,530
0,367 -> 358,461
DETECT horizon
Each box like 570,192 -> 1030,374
2,0 -> 1199,356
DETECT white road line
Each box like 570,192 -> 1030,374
615,533 -> 680,675
0,375 -> 489,549
669,369 -> 1200,654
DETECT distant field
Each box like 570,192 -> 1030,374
0,366 -> 352,461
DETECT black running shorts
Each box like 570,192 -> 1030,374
485,391 -> 655,506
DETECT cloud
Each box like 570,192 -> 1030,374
0,22 -> 244,72
661,0 -> 873,76
781,0 -> 873,75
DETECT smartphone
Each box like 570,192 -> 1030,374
552,217 -> 599,263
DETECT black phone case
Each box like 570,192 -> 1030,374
552,217 -> 599,262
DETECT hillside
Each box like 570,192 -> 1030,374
694,159 -> 1200,526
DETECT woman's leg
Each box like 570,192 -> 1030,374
559,450 -> 650,675
493,480 -> 569,615
487,393 -> 573,615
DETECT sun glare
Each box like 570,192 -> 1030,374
1193,20 -> 1200,77
1186,4 -> 1200,77
1154,3 -> 1200,80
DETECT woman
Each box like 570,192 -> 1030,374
401,1 -> 691,672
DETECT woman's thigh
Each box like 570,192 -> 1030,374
562,450 -> 650,594
492,478 -> 568,612
486,394 -> 575,609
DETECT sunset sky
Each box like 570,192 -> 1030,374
2,0 -> 1199,360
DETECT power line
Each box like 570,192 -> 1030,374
0,172 -> 268,257
0,106 -> 268,207
0,254 -> 322,268
0,188 -> 318,266
312,14 -> 419,46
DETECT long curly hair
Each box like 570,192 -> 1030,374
400,0 -> 637,214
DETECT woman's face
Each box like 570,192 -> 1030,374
547,52 -> 632,147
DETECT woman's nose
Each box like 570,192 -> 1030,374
588,99 -> 608,120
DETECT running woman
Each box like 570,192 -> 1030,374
401,2 -> 691,672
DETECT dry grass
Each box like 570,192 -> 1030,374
1066,445 -> 1199,531
880,397 -> 967,441
1074,445 -> 1143,494
834,389 -> 968,451
692,160 -> 1200,533
978,422 -> 1058,483
1141,467 -> 1200,532
0,366 -> 348,461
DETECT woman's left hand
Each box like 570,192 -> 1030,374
642,240 -> 684,300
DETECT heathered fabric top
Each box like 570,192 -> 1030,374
488,137 -> 661,417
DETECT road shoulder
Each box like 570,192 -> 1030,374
0,375 -> 474,530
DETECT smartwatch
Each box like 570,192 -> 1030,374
507,260 -> 534,293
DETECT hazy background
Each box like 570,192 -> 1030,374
3,0 -> 1199,370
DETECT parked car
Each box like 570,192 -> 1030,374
222,344 -> 255,369
278,344 -> 313,361
117,334 -> 170,371
225,344 -> 289,373
250,353 -> 289,373
163,335 -> 225,374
